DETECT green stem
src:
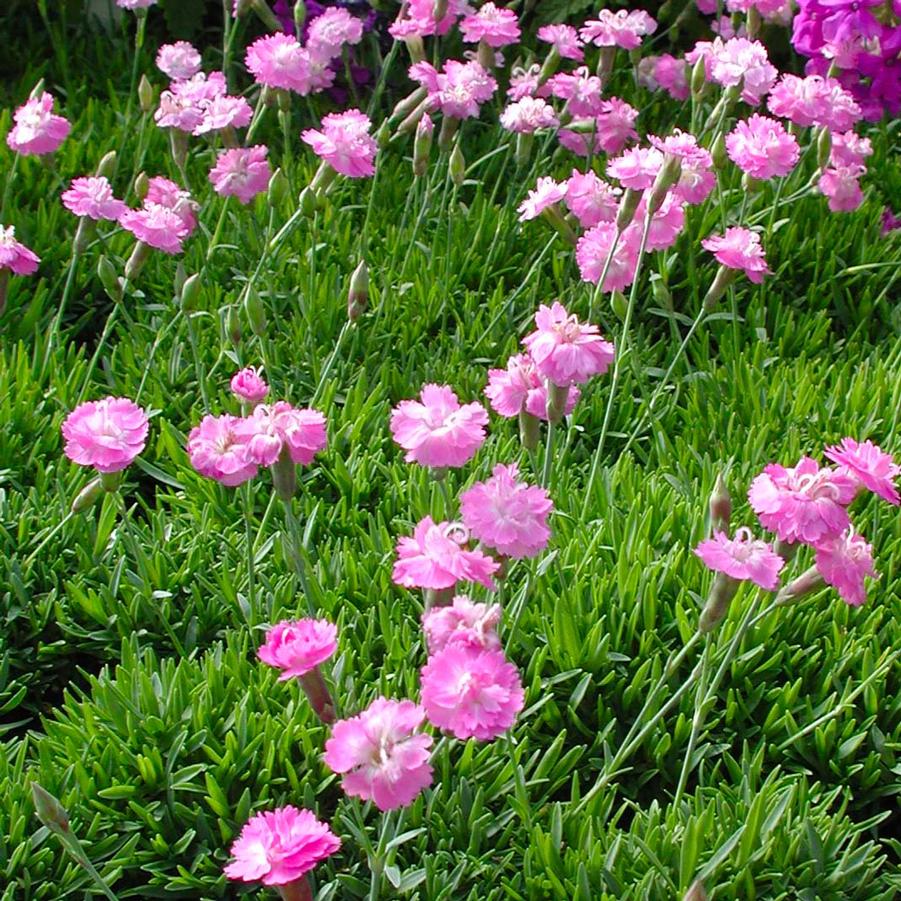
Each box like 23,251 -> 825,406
540,418 -> 555,489
283,499 -> 316,616
311,320 -> 352,406
40,247 -> 80,380
206,197 -> 231,262
243,481 -> 258,626
185,313 -> 210,410
0,152 -> 20,221
24,509 -> 76,567
672,638 -> 712,806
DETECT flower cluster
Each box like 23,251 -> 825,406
155,70 -> 251,137
119,176 -> 197,255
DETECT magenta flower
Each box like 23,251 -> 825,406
194,94 -> 252,136
726,115 -> 800,181
639,54 -> 689,101
522,301 -> 615,387
702,227 -> 771,284
814,530 -> 878,607
767,74 -> 861,130
818,167 -> 865,212
709,37 -> 777,105
500,97 -> 558,134
830,131 -> 873,169
231,367 -> 269,405
409,60 -> 497,120
460,463 -> 552,559
389,0 -> 469,39
245,33 -> 307,92
537,24 -> 584,61
564,169 -> 620,228
460,3 -> 521,48
422,595 -> 502,655
517,177 -> 567,221
61,177 -> 127,222
607,146 -> 664,190
186,414 -> 258,487
156,42 -> 201,81
237,402 -> 327,467
390,385 -> 488,469
6,92 -> 70,156
694,528 -> 785,589
62,397 -> 149,473
301,109 -> 377,178
306,8 -> 364,62
546,68 -> 605,118
119,204 -> 190,254
324,698 -> 433,811
0,226 -> 40,275
825,437 -> 900,505
580,10 -> 657,50
155,71 -> 227,133
637,193 -> 686,251
576,222 -> 642,292
224,806 -> 340,886
485,353 -> 580,422
258,619 -> 338,680
209,145 -> 271,205
748,456 -> 858,544
420,645 -> 524,741
145,176 -> 198,234
392,517 -> 500,591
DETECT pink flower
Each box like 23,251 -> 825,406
814,530 -> 878,607
546,67 -> 604,118
636,193 -> 686,251
61,177 -> 127,222
392,517 -> 500,591
237,402 -> 327,467
119,204 -> 189,254
194,94 -> 252,136
818,167 -> 865,212
230,366 -> 269,405
702,227 -> 771,283
564,169 -> 620,228
726,115 -> 800,180
224,806 -> 340,885
517,177 -> 567,221
460,2 -> 521,48
522,301 -> 614,387
0,226 -> 40,275
209,145 -> 271,204
825,438 -> 900,505
607,146 -> 664,190
500,97 -> 558,134
422,595 -> 502,655
186,414 -> 258,487
748,456 -> 858,544
145,176 -> 198,234
301,109 -> 377,178
420,645 -> 524,741
62,397 -> 149,473
460,463 -> 552,559
390,385 -> 488,469
6,92 -> 71,156
639,54 -> 689,100
409,60 -> 497,120
767,74 -> 860,130
485,353 -> 580,421
116,0 -> 156,8
156,42 -> 201,81
324,698 -> 433,811
580,10 -> 657,50
583,97 -> 639,155
388,0 -> 469,39
709,38 -> 776,105
576,222 -> 641,292
155,71 -> 227,132
258,619 -> 338,680
307,8 -> 364,62
507,66 -> 541,100
245,33 -> 306,91
694,527 -> 785,589
830,131 -> 872,169
537,24 -> 584,61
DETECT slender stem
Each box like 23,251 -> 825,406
120,14 -> 146,156
24,510 -> 76,567
586,228 -> 622,321
436,474 -> 453,520
672,638 -> 712,806
310,320 -> 352,406
77,301 -> 122,404
185,313 -> 210,410
540,419 -> 555,489
206,197 -> 231,262
503,568 -> 533,649
135,310 -> 182,403
40,247 -> 80,380
0,152 -> 20,221
243,481 -> 258,626
283,499 -> 316,616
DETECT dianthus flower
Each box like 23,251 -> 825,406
186,413 -> 258,486
231,366 -> 269,405
726,0 -> 790,13
120,203 -> 188,254
61,176 -> 127,222
209,145 -> 271,204
580,9 -> 657,50
825,437 -> 900,505
636,193 -> 686,251
638,54 -> 690,100
594,98 -> 640,153
507,65 -> 541,100
709,37 -> 777,105
694,527 -> 785,589
224,806 -> 340,886
156,42 -> 201,81
702,227 -> 771,283
193,94 -> 252,136
306,7 -> 364,62
485,353 -> 580,421
258,619 -> 337,680
245,33 -> 307,91
649,132 -> 715,205
576,222 -> 642,291
460,463 -> 552,558
546,67 -> 605,117
237,402 -> 327,467
748,456 -> 858,544
818,166 -> 865,212
564,169 -> 620,228
607,146 -> 664,190
814,529 -> 878,606
324,698 -> 433,811
145,176 -> 198,234
154,71 -> 227,132
726,115 -> 800,180
301,109 -> 377,178
62,397 -> 149,473
882,207 -> 901,235
460,2 -> 520,47
829,130 -> 873,168
421,645 -> 524,741
392,517 -> 499,590
6,92 -> 71,156
389,0 -> 469,39
0,226 -> 40,275
500,97 -> 558,134
517,177 -> 567,222
537,24 -> 584,61
422,596 -> 502,654
522,301 -> 615,387
390,385 -> 488,469
409,60 -> 497,120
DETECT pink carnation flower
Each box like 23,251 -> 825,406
560,97 -> 639,157
6,92 -> 71,156
258,619 -> 338,680
301,109 -> 377,178
639,54 -> 689,100
709,37 -> 776,105
460,463 -> 552,559
522,301 -> 614,387
61,177 -> 127,222
500,97 -> 558,134
307,8 -> 364,62
580,10 -> 657,50
245,33 -> 306,91
420,645 -> 524,741
324,698 -> 433,811
636,193 -> 686,251
607,146 -> 664,190
517,177 -> 567,221
224,806 -> 340,886
818,167 -> 864,212
393,517 -> 500,590
409,60 -> 497,120
156,42 -> 201,81
155,71 -> 227,133
694,527 -> 785,589
194,94 -> 252,136
62,397 -> 149,473
824,438 -> 900,505
814,530 -> 878,607
209,145 -> 271,204
485,353 -> 580,421
237,402 -> 327,467
390,384 -> 488,469
767,74 -> 856,129
537,24 -> 584,61
119,203 -> 190,254
145,176 -> 198,234
0,226 -> 40,275
422,595 -> 502,654
701,227 -> 771,283
576,222 -> 642,292
564,169 -> 620,228
460,2 -> 521,48
748,456 -> 858,544
186,413 -> 258,487
829,131 -> 873,169
507,65 -> 541,101
389,0 -> 469,39
546,67 -> 604,118
726,114 -> 800,181
231,366 -> 269,404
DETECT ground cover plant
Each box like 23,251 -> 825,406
1,0 -> 901,897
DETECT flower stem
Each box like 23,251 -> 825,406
282,499 -> 316,616
540,419 -> 555,489
672,637 -> 712,806
243,481 -> 258,627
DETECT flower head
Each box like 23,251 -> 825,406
307,8 -> 364,62
119,204 -> 189,254
460,3 -> 521,48
694,527 -> 785,589
709,37 -> 777,104
186,413 -> 258,486
607,146 -> 664,190
301,109 -> 377,178
245,33 -> 306,91
485,353 -> 580,421
725,114 -> 800,181
517,177 -> 567,221
500,97 -> 558,134
389,0 -> 469,39
237,402 -> 327,467
193,94 -> 252,136
6,92 -> 71,156
156,42 -> 202,81
0,226 -> 40,275
576,222 -> 642,291
145,176 -> 198,234
324,698 -> 433,811
537,24 -> 584,61
824,437 -> 900,505
209,145 -> 271,204
818,166 -> 865,212
564,169 -> 620,228
61,177 -> 127,222
62,397 -> 149,473
258,619 -> 338,680
422,595 -> 502,655
814,529 -> 878,606
409,60 -> 497,120
702,227 -> 771,283
230,366 -> 269,405
580,10 -> 657,50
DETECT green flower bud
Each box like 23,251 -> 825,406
244,286 -> 267,337
180,273 -> 202,311
138,74 -> 154,114
449,143 -> 465,187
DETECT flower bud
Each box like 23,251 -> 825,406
347,260 -> 369,321
250,0 -> 283,32
746,6 -> 761,39
244,286 -> 267,337
610,290 -> 628,320
817,128 -> 832,170
97,255 -> 122,302
298,186 -> 319,217
134,171 -> 149,201
684,881 -> 708,901
413,114 -> 433,177
31,783 -> 70,835
545,382 -> 570,424
180,273 -> 202,311
449,143 -> 465,187
518,409 -> 540,451
271,450 -> 297,500
94,150 -> 117,180
226,305 -> 242,347
390,87 -> 428,124
515,132 -> 534,168
124,241 -> 150,282
702,265 -> 737,311
775,565 -> 824,606
711,135 -> 728,170
647,156 -> 682,214
268,167 -> 288,206
699,571 -> 739,632
138,74 -> 154,114
615,188 -> 642,231
691,57 -> 707,98
73,217 -> 95,255
709,472 -> 732,533
376,121 -> 391,151
438,116 -> 460,152
651,276 -> 673,310
71,477 -> 104,513
293,0 -> 307,32
173,261 -> 187,298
